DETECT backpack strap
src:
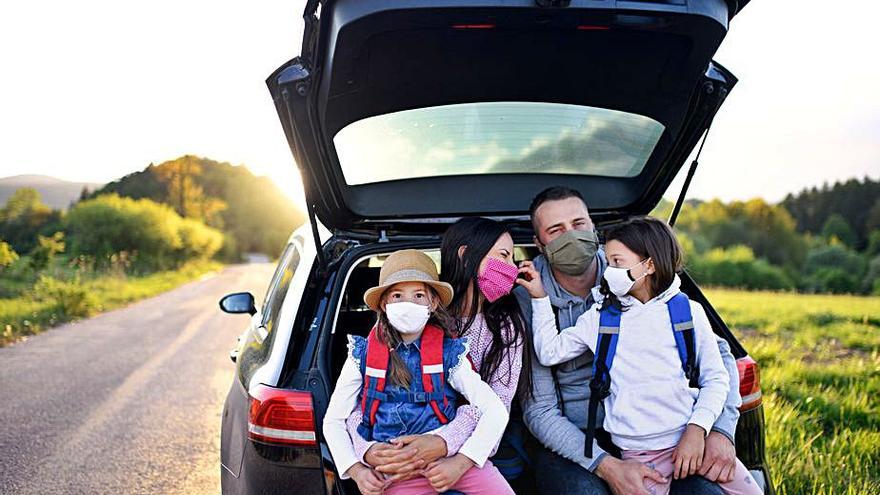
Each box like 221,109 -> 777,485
420,324 -> 450,424
359,326 -> 390,440
585,305 -> 620,458
667,292 -> 700,389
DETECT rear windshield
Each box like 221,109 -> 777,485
333,101 -> 664,186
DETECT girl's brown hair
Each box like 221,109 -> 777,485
374,284 -> 455,388
599,216 -> 683,312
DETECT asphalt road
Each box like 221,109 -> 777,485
0,263 -> 275,495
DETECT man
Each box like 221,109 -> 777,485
514,187 -> 743,495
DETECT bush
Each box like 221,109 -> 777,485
65,194 -> 223,271
28,232 -> 65,271
32,275 -> 99,319
177,218 -> 223,261
801,243 -> 867,294
688,245 -> 794,290
0,240 -> 18,268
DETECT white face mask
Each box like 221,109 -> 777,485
603,258 -> 650,297
385,301 -> 431,334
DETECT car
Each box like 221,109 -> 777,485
217,0 -> 773,494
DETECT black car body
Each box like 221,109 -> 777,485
219,0 -> 773,493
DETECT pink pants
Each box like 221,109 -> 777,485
622,448 -> 763,495
384,461 -> 514,495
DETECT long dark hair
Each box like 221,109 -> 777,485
376,285 -> 456,388
599,216 -> 683,312
440,217 -> 533,397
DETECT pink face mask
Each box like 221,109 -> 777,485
477,257 -> 520,303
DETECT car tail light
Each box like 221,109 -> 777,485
736,356 -> 762,411
576,25 -> 610,31
248,384 -> 317,446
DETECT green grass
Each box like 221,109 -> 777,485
704,288 -> 880,494
0,260 -> 222,346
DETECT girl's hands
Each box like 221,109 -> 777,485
516,261 -> 547,298
672,424 -> 706,480
422,453 -> 474,492
347,463 -> 387,495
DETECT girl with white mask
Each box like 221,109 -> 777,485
519,217 -> 761,495
323,249 -> 513,495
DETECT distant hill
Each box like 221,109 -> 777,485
0,175 -> 103,210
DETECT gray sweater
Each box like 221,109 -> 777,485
514,253 -> 741,472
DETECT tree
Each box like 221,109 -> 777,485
0,188 -> 59,253
821,214 -> 857,248
675,198 -> 807,269
153,155 -> 226,226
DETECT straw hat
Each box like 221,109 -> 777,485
363,250 -> 454,311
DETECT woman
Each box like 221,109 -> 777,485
344,217 -> 532,492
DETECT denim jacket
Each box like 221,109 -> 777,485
350,334 -> 468,442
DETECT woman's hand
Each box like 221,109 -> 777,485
516,261 -> 547,298
673,424 -> 706,480
346,463 -> 387,495
423,453 -> 475,492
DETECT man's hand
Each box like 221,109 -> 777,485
423,453 -> 475,492
595,456 -> 667,495
699,431 -> 737,483
673,424 -> 706,480
346,463 -> 387,495
516,261 -> 547,298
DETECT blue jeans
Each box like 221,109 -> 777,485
533,447 -> 724,495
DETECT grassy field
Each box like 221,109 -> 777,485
705,289 -> 880,495
0,260 -> 222,346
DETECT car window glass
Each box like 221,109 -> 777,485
262,247 -> 300,334
334,101 -> 665,185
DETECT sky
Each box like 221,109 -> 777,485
1,0 -> 878,210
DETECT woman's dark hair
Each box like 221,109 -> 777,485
376,285 -> 456,388
440,217 -> 533,397
599,216 -> 683,312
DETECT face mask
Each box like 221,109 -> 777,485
478,257 -> 519,303
543,230 -> 599,275
603,258 -> 650,297
385,301 -> 431,334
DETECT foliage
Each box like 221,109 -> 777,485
0,240 -> 18,268
0,188 -> 62,253
820,213 -> 857,247
65,194 -> 223,270
28,231 -> 65,271
801,243 -> 867,294
89,155 -> 305,257
675,198 -> 807,269
706,289 -> 880,495
32,274 -> 99,319
782,176 -> 880,250
864,256 -> 880,295
0,260 -> 221,346
866,230 -> 880,257
688,245 -> 794,291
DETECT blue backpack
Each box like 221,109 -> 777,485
584,292 -> 701,457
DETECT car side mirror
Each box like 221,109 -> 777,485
219,292 -> 257,315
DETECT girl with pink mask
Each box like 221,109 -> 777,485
344,217 -> 533,492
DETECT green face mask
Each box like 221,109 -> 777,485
543,230 -> 599,276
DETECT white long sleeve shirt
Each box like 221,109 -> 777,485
322,336 -> 509,479
531,275 -> 730,451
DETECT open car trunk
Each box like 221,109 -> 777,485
269,0 -> 749,232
